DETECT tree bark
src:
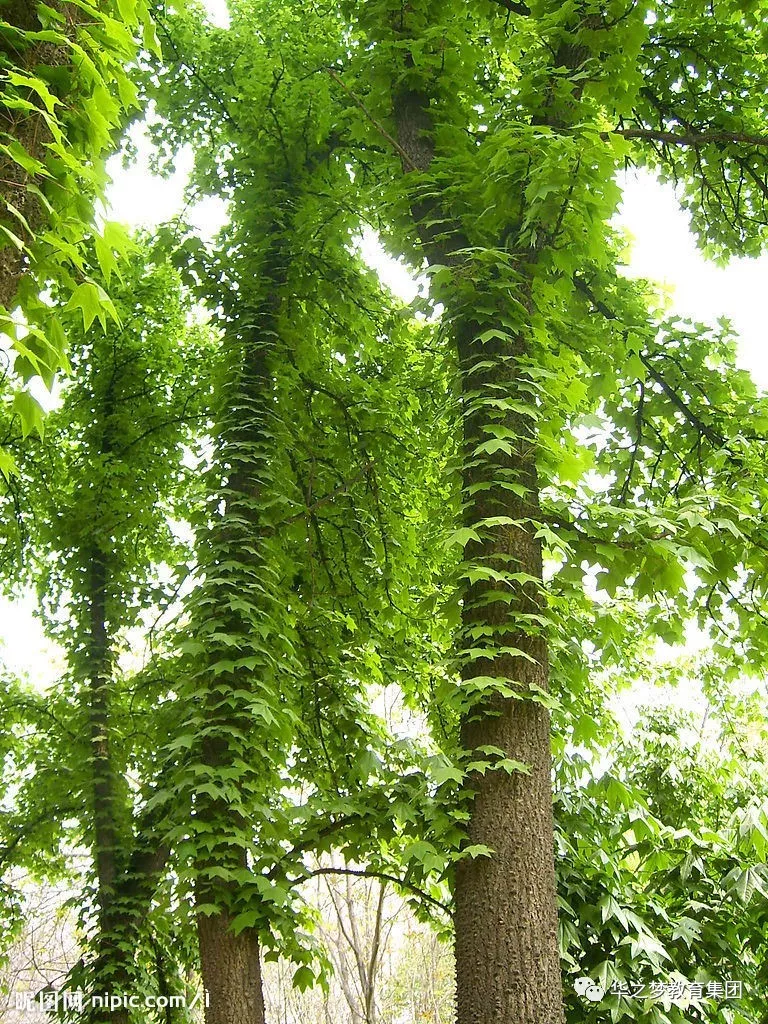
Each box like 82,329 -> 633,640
385,22 -> 566,1024
0,2 -> 82,308
453,322 -> 562,1023
197,901 -> 266,1024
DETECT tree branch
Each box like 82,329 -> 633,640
304,866 -> 450,914
488,0 -> 532,15
572,275 -> 727,447
606,127 -> 768,150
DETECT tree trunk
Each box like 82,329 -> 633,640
447,32 -> 594,1018
454,701 -> 562,1023
197,910 -> 266,1024
0,2 -> 81,308
80,374 -> 143,1022
188,254 -> 286,1023
385,19 -> 566,1024
450,314 -> 563,1024
87,553 -> 119,914
83,550 -> 133,1024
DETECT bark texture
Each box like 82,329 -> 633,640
197,905 -> 266,1024
454,321 -> 562,1024
0,1 -> 80,308
387,21 -> 566,1024
455,696 -> 561,1023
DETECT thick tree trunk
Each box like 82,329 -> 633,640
386,20 -> 566,1024
197,910 -> 266,1024
450,315 -> 563,1024
446,28 -> 593,1023
193,733 -> 267,1024
455,697 -> 561,1022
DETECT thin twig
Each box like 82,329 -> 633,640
607,128 -> 768,149
327,69 -> 420,173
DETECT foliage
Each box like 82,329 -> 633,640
556,674 -> 768,1024
0,0 -> 158,440
3,1 -> 768,1022
0,236 -> 212,1006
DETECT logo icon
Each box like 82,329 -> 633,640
575,977 -> 605,1002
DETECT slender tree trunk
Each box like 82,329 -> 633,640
81,378 -> 139,1022
324,873 -> 386,1024
84,550 -> 132,1024
189,259 -> 287,1024
87,553 -> 119,915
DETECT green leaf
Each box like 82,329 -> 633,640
445,526 -> 482,547
0,448 -> 18,480
292,966 -> 315,992
12,390 -> 44,438
5,70 -> 59,113
64,281 -> 118,331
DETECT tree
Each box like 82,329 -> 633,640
318,3 -> 768,1021
551,646 -> 768,1024
139,10 -> 459,1021
135,1 -> 768,1020
318,870 -> 390,1024
0,236 -> 210,1020
6,3 -> 768,1023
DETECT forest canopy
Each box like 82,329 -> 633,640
1,2 -> 768,1024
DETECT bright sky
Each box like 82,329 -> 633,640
620,169 -> 768,390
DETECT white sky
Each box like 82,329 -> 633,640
620,169 -> 768,390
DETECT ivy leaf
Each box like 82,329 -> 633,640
445,526 -> 482,547
292,966 -> 315,992
0,448 -> 18,480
